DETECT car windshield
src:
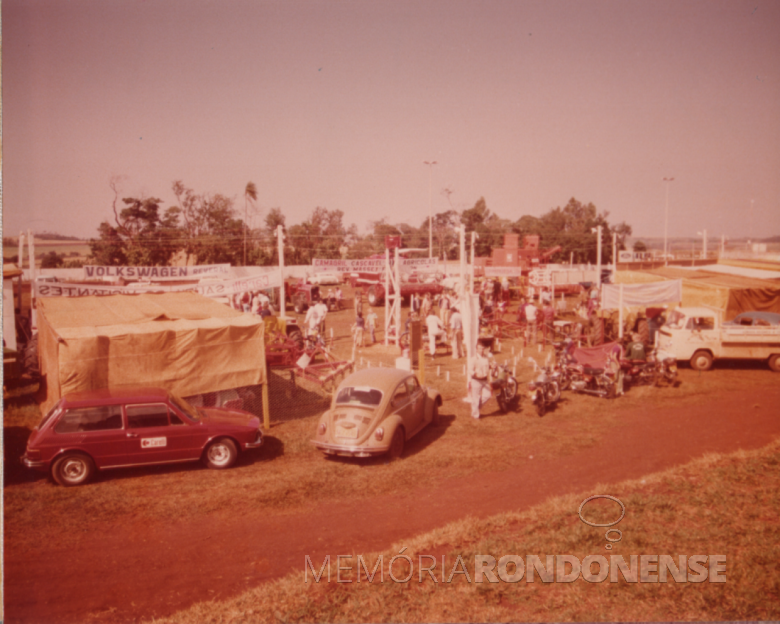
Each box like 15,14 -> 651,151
169,393 -> 202,422
335,386 -> 383,407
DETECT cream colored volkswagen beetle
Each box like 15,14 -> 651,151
312,368 -> 442,459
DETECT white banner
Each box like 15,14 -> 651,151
601,280 -> 683,309
528,269 -> 552,286
313,257 -> 439,273
82,264 -> 231,281
484,266 -> 524,277
35,272 -> 282,299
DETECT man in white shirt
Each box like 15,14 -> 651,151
315,299 -> 329,334
304,302 -> 321,334
449,308 -> 463,359
525,302 -> 538,345
425,310 -> 444,357
468,342 -> 493,419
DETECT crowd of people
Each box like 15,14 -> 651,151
231,290 -> 274,318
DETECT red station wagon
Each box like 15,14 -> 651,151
21,387 -> 263,486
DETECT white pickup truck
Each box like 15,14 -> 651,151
657,307 -> 780,372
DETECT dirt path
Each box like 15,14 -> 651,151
5,386 -> 780,624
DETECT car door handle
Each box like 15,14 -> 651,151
126,432 -> 139,438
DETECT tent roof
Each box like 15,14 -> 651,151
640,267 -> 779,290
38,291 -> 244,330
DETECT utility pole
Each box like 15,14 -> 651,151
595,225 -> 602,288
277,225 -> 286,318
663,177 -> 674,266
612,230 -> 617,274
470,232 -> 477,295
423,161 -> 437,259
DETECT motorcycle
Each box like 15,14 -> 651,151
568,362 -> 618,398
490,361 -> 519,413
652,348 -> 679,387
527,355 -> 562,417
619,357 -> 657,389
552,340 -> 576,391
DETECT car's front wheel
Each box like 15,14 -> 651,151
52,453 -> 95,487
203,438 -> 238,469
388,428 -> 405,460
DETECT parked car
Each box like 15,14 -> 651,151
21,387 -> 263,486
311,368 -> 441,459
722,311 -> 780,327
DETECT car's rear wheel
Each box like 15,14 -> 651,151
388,428 -> 405,459
52,453 -> 95,487
690,350 -> 713,371
768,354 -> 780,372
203,438 -> 238,469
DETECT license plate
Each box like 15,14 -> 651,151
335,425 -> 358,439
141,437 -> 167,448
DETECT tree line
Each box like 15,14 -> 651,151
88,179 -> 633,267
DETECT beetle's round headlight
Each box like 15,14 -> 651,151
374,427 -> 384,441
318,422 -> 327,435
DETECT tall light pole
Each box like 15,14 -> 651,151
424,161 -> 437,258
663,177 -> 674,266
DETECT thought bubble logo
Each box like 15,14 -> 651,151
578,495 -> 625,550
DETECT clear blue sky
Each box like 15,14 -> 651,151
3,0 -> 779,241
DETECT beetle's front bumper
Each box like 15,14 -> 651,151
310,440 -> 388,458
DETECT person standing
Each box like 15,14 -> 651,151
366,308 -> 378,344
541,299 -> 555,345
354,288 -> 364,316
468,341 -> 493,419
525,301 -> 538,345
316,298 -> 329,335
425,309 -> 444,357
304,301 -> 321,335
439,292 -> 451,329
501,276 -> 510,303
352,312 -> 365,347
450,307 -> 464,359
421,293 -> 432,319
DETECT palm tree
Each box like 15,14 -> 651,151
243,181 -> 258,265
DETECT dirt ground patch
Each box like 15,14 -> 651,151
4,380 -> 779,623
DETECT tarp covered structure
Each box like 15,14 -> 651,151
37,292 -> 266,414
613,267 -> 780,319
601,280 -> 682,309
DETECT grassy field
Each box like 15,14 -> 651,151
147,438 -> 780,623
4,289 -> 779,623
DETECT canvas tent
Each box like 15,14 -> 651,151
37,292 -> 266,415
613,267 -> 780,320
